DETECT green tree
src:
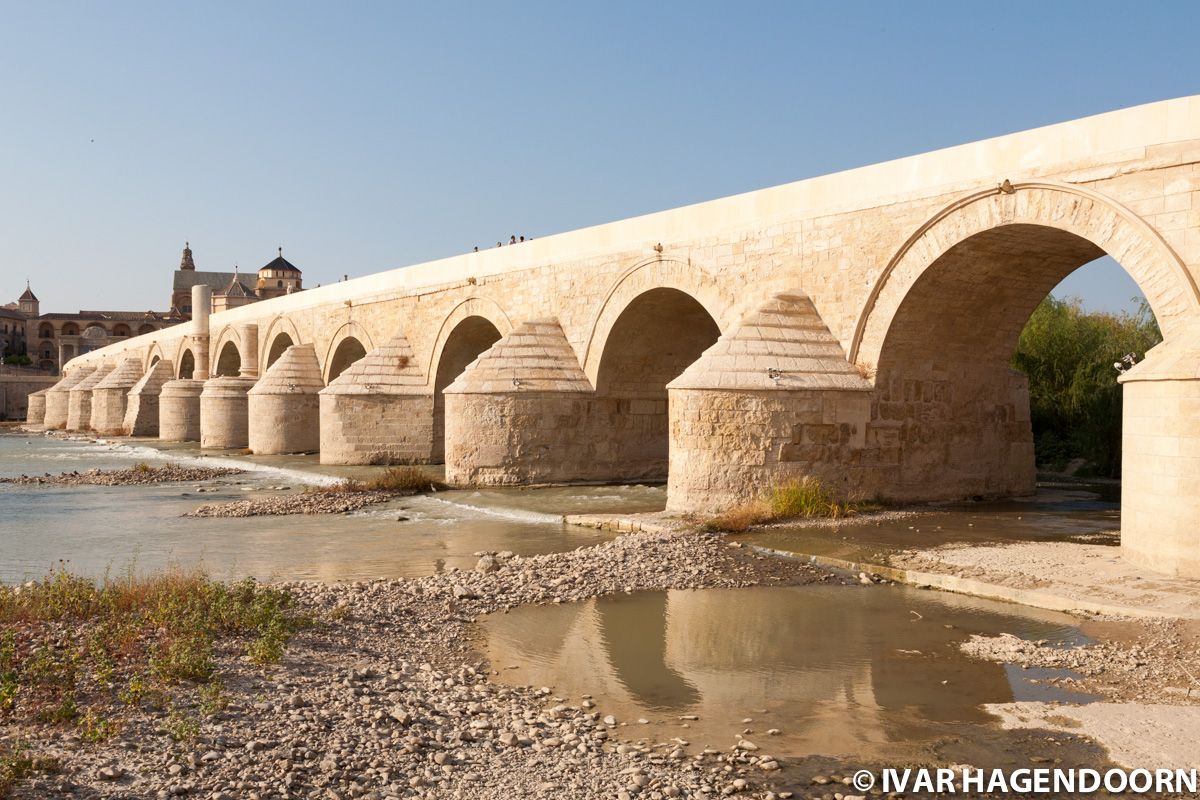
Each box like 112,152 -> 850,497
1012,296 -> 1160,477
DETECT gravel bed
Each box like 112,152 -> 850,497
184,491 -> 398,518
8,531 -> 849,799
0,465 -> 244,487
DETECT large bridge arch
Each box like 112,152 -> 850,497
846,182 -> 1200,503
851,182 -> 1200,370
322,322 -> 375,384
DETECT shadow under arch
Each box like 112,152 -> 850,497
261,316 -> 304,371
592,285 -> 722,481
177,348 -> 196,379
322,321 -> 375,384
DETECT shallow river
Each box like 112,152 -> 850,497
0,433 -> 667,583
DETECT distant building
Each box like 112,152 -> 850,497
2,280 -> 183,374
171,244 -> 302,315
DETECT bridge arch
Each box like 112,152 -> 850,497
429,297 -> 512,462
851,182 -> 1200,370
211,326 -> 243,377
322,322 -> 375,384
849,182 -> 1200,502
144,342 -> 166,372
177,347 -> 196,379
582,257 -> 731,386
261,316 -> 303,371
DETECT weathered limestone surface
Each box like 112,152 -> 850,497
200,376 -> 257,449
319,335 -> 433,465
24,388 -> 48,427
445,320 -> 598,484
248,344 -> 323,454
44,96 -> 1200,577
1119,327 -> 1200,578
158,379 -> 204,442
90,358 -> 143,435
66,363 -> 114,432
124,360 -> 175,437
667,293 -> 874,512
44,369 -> 88,430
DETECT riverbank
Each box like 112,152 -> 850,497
3,530 -> 849,799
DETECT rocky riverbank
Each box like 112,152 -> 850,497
0,464 -> 244,487
960,619 -> 1200,705
185,490 -> 397,517
5,531 -> 852,799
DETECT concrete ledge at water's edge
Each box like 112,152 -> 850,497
749,545 -> 1200,620
562,513 -> 1200,620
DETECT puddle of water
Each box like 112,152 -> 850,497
0,434 -> 655,584
481,584 -> 1096,762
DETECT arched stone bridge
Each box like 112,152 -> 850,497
32,96 -> 1200,578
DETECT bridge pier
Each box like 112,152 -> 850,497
444,320 -> 596,485
666,294 -> 874,513
124,360 -> 174,437
159,379 -> 204,441
90,358 -> 143,435
67,363 -> 114,432
200,376 -> 257,449
319,335 -> 434,464
248,343 -> 323,454
42,370 -> 86,430
25,389 -> 48,428
1119,331 -> 1200,578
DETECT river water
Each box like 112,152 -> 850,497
0,433 -> 666,583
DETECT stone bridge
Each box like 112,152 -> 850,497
30,96 -> 1200,578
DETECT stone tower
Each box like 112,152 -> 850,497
179,242 -> 196,271
18,282 -> 38,316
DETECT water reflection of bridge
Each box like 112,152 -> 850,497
485,586 -> 1078,758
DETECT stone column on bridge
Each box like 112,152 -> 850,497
25,389 -> 48,429
444,319 -> 597,485
248,343 -> 323,454
665,292 -> 875,514
200,325 -> 259,450
319,334 -> 434,464
158,285 -> 213,442
124,360 -> 174,437
42,368 -> 88,430
66,362 -> 114,432
1118,328 -> 1200,579
90,357 -> 143,435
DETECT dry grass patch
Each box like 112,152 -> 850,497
0,566 -> 309,751
703,476 -> 880,532
320,466 -> 446,495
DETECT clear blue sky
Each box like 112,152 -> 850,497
1,1 -> 1196,315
